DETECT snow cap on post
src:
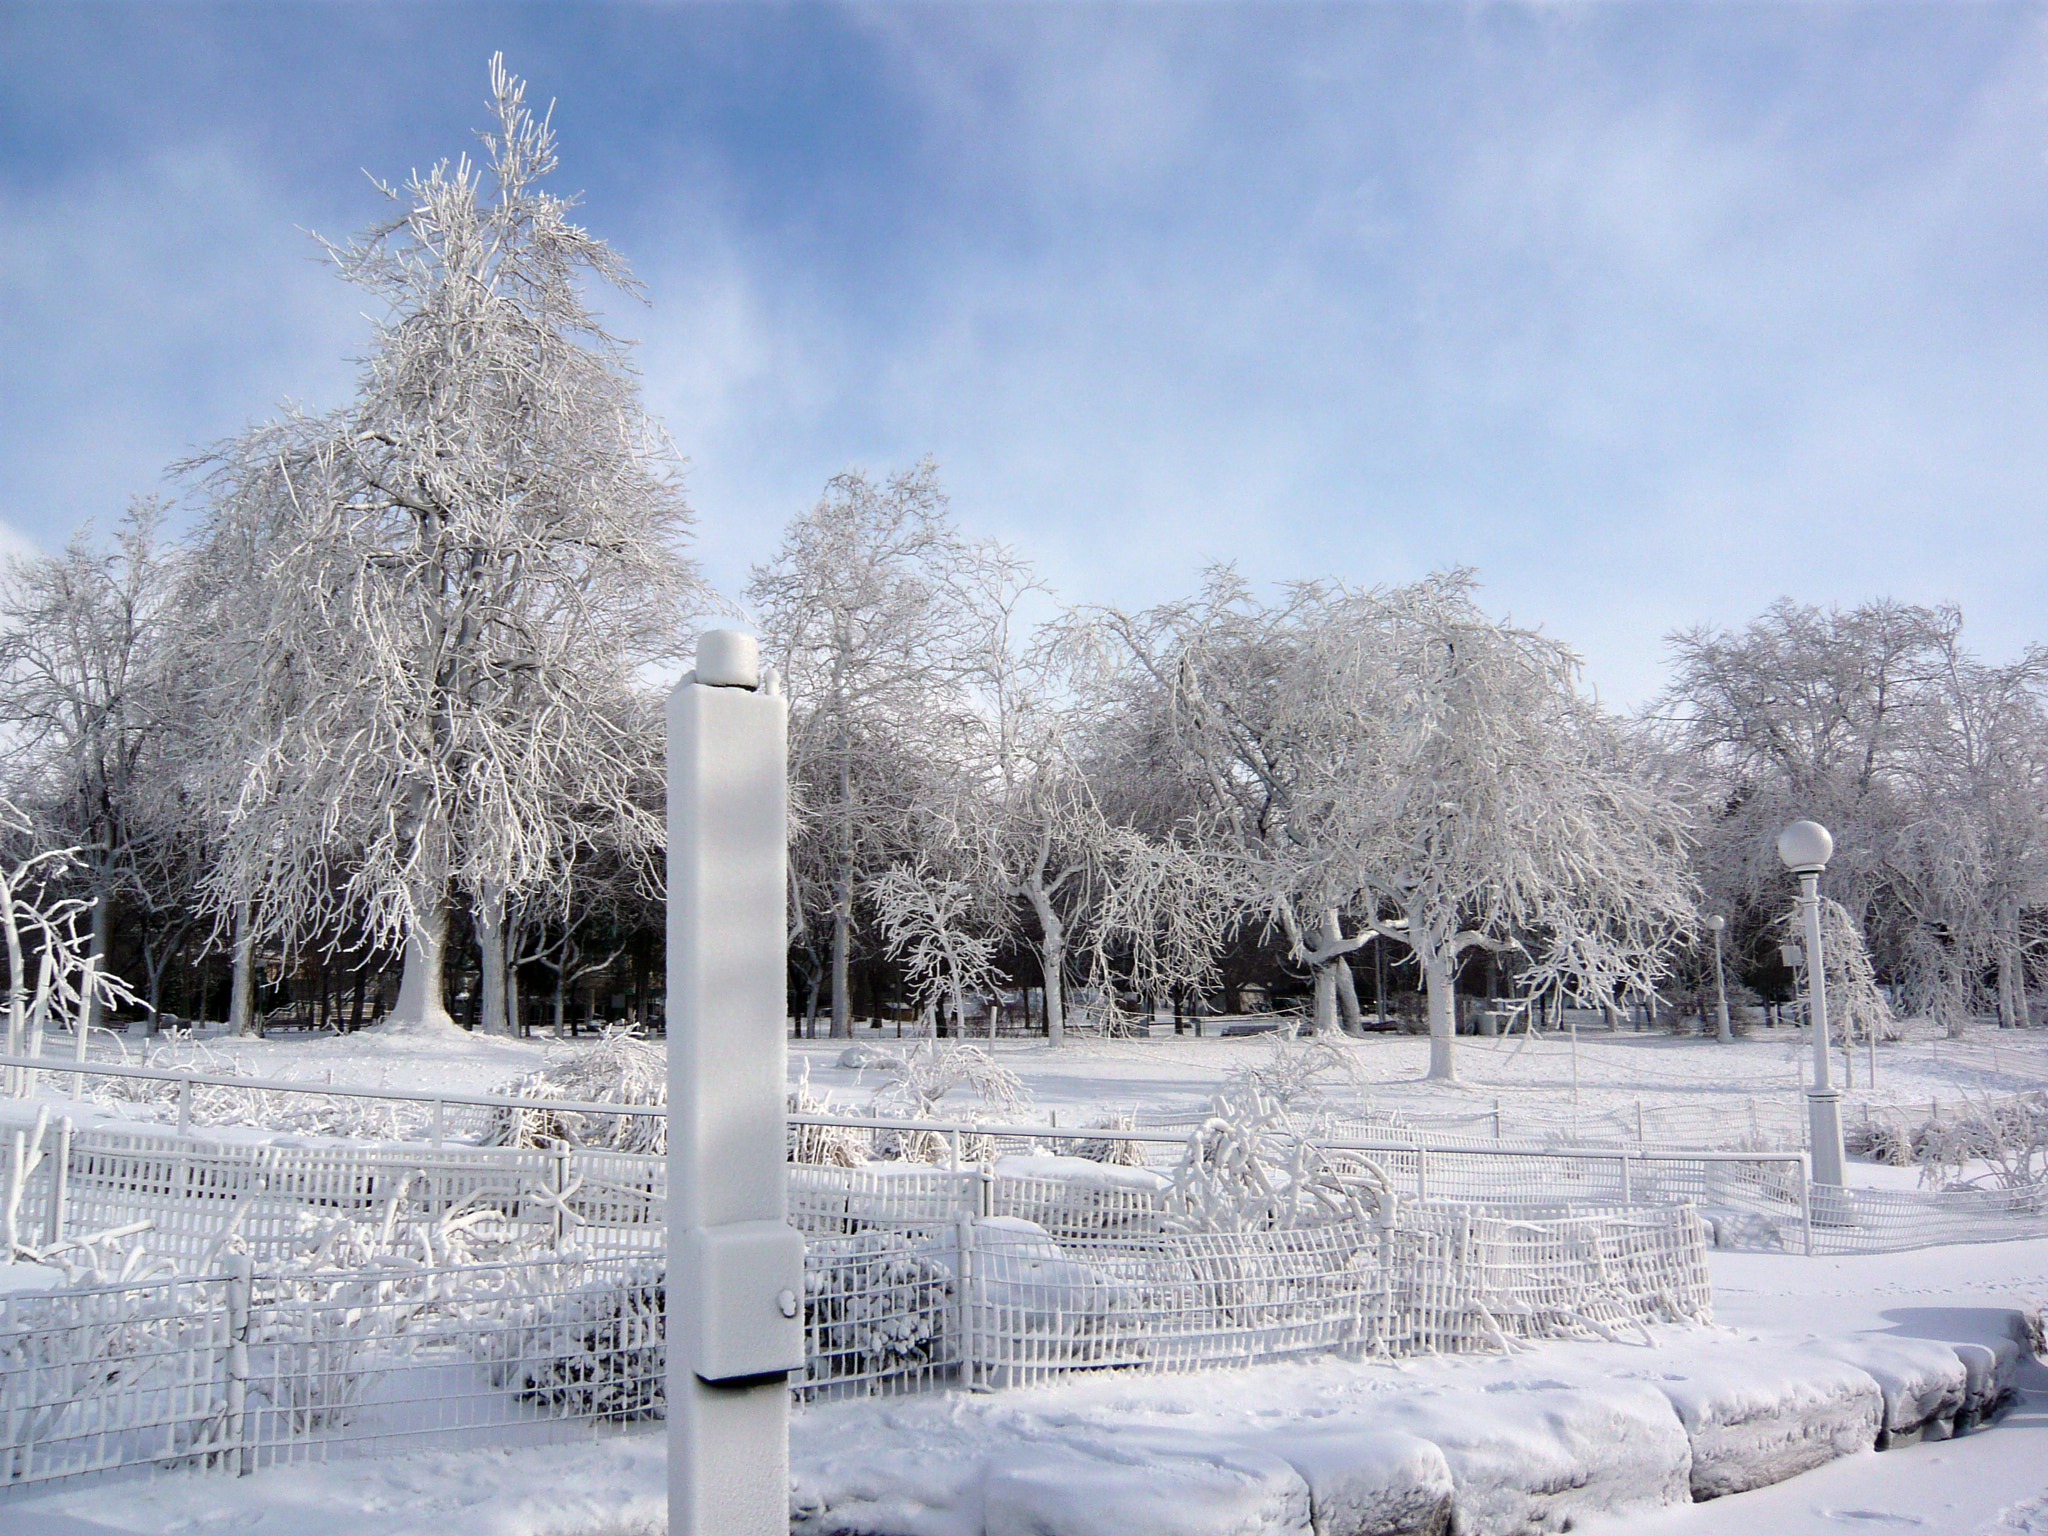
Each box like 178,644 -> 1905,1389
695,629 -> 761,690
1776,820 -> 1833,874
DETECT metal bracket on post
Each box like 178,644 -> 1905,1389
668,631 -> 791,1536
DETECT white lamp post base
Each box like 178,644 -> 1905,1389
1805,1086 -> 1845,1187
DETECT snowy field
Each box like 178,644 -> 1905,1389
62,1015 -> 2048,1156
6,1238 -> 2043,1536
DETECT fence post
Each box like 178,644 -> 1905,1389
225,1254 -> 252,1476
957,1215 -> 978,1392
432,1100 -> 446,1147
178,1077 -> 193,1136
1415,1148 -> 1429,1202
1620,1154 -> 1633,1205
1492,1099 -> 1503,1140
1798,1155 -> 1814,1256
550,1142 -> 572,1250
1635,1100 -> 1645,1144
948,1128 -> 963,1173
43,1116 -> 71,1249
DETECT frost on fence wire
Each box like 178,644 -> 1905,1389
1,1272 -> 238,1489
1805,1182 -> 2048,1256
1,1257 -> 667,1493
8,1121 -> 666,1269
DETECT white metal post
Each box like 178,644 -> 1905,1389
668,631 -> 802,1536
1779,821 -> 1845,1189
1709,915 -> 1732,1044
1797,869 -> 1844,1185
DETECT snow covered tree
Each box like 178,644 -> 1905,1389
188,57 -> 705,1033
751,461 -> 980,1039
1109,570 -> 1697,1078
1658,600 -> 1949,939
0,501 -> 180,1031
1891,633 -> 2048,1032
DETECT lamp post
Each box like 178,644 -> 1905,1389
1778,819 -> 1844,1186
668,631 -> 804,1536
1708,915 -> 1732,1044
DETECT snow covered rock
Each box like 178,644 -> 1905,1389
1644,1342 -> 1882,1499
981,1444 -> 1312,1536
1241,1428 -> 1454,1536
1878,1306 -> 2038,1429
1364,1380 -> 1691,1535
790,1440 -> 984,1536
1806,1336 -> 1968,1447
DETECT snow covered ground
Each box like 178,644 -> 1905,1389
7,1022 -> 2042,1533
67,1015 -> 2048,1126
7,1240 -> 2043,1536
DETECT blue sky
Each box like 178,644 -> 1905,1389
3,3 -> 2044,704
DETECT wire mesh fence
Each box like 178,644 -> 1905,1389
0,1254 -> 667,1494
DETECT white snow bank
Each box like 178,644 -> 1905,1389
1642,1340 -> 1882,1499
4,1432 -> 666,1536
0,1260 -> 67,1296
971,1216 -> 1132,1320
1363,1378 -> 1692,1534
984,1444 -> 1312,1536
1235,1428 -> 1453,1536
1803,1334 -> 1968,1444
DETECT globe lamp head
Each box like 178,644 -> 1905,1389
1776,820 -> 1834,875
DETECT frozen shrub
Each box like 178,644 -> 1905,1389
1070,1112 -> 1150,1168
488,1262 -> 666,1423
788,1062 -> 868,1167
1917,1092 -> 2048,1193
803,1230 -> 952,1388
488,1029 -> 667,1154
1167,1081 -> 1391,1234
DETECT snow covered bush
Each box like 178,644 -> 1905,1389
1166,1082 -> 1392,1235
1916,1092 -> 2048,1193
870,1039 -> 1028,1120
858,1040 -> 1029,1164
1068,1112 -> 1151,1168
804,1230 -> 953,1391
487,1030 -> 667,1154
484,1259 -> 665,1423
788,1064 -> 867,1167
0,1267 -> 236,1479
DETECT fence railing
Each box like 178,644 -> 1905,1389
5,1054 -> 2044,1258
1,1253 -> 665,1493
3,1182 -> 1715,1492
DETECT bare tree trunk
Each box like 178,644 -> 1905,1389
1335,958 -> 1365,1032
1997,897 -> 2023,1028
830,859 -> 854,1040
1313,960 -> 1338,1036
1424,947 -> 1457,1082
1310,910 -> 1359,1036
83,882 -> 111,1034
552,964 -> 566,1035
230,897 -> 257,1037
1026,882 -> 1066,1048
475,883 -> 511,1035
